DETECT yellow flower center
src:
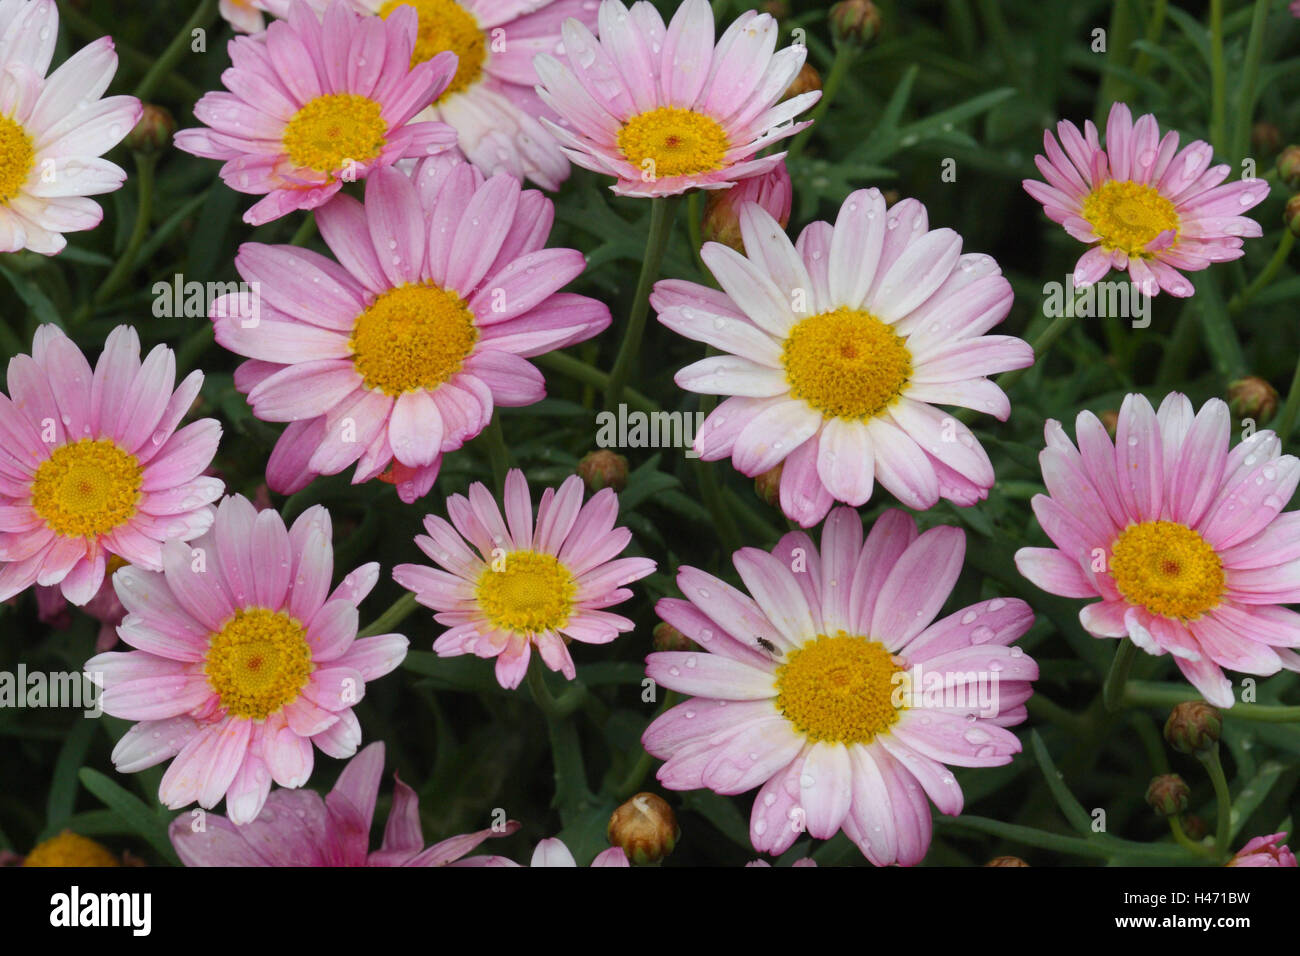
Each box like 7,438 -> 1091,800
0,114 -> 34,203
281,93 -> 388,174
1110,520 -> 1224,621
476,549 -> 576,635
617,107 -> 729,179
775,632 -> 903,744
349,283 -> 479,396
782,307 -> 912,420
22,831 -> 119,867
31,439 -> 143,538
1081,179 -> 1179,257
380,0 -> 486,101
204,608 -> 314,720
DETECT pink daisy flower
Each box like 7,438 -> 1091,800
36,554 -> 129,651
655,189 -> 1033,528
218,0 -> 291,33
86,495 -> 409,825
0,0 -> 141,254
393,468 -> 656,689
212,158 -> 609,504
1023,101 -> 1269,297
533,0 -> 820,197
1014,393 -> 1300,709
0,325 -> 222,606
1228,832 -> 1296,867
170,742 -> 519,864
642,507 -> 1038,865
174,0 -> 458,225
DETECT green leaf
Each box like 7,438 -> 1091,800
78,768 -> 179,864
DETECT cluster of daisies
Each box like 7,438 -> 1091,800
0,0 -> 1292,867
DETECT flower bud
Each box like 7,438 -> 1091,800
1252,122 -> 1281,156
652,621 -> 695,653
1164,701 -> 1222,755
754,462 -> 784,508
126,104 -> 176,156
577,450 -> 629,493
1277,145 -> 1300,190
22,831 -> 120,867
830,0 -> 881,48
1285,194 -> 1300,238
1227,376 -> 1279,423
1145,774 -> 1190,817
1183,814 -> 1208,841
701,161 -> 793,253
1228,833 -> 1297,867
781,62 -> 822,103
985,855 -> 1029,867
1098,409 -> 1120,439
607,792 -> 679,865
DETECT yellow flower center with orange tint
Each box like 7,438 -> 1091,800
782,307 -> 912,420
31,439 -> 143,538
204,608 -> 314,720
1081,180 -> 1179,257
282,93 -> 388,173
380,0 -> 486,101
476,550 -> 576,635
1110,520 -> 1224,620
617,107 -> 729,180
775,631 -> 904,744
0,114 -> 34,203
349,284 -> 479,395
22,831 -> 119,867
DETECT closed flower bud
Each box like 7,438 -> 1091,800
754,462 -> 784,508
985,855 -> 1029,867
126,104 -> 176,156
1227,376 -> 1279,423
830,0 -> 881,48
653,621 -> 694,652
608,792 -> 679,864
577,450 -> 629,493
1164,701 -> 1222,754
1277,145 -> 1300,190
1252,122 -> 1281,156
701,161 -> 793,252
781,62 -> 822,102
1145,774 -> 1190,817
1285,194 -> 1300,238
1183,814 -> 1208,841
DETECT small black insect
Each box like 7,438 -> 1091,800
755,636 -> 778,654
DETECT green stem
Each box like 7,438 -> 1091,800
604,195 -> 681,410
787,42 -> 857,160
612,690 -> 677,799
1229,230 -> 1294,316
1103,638 -> 1138,712
289,213 -> 317,248
1095,0 -> 1137,123
57,1 -> 201,102
1121,681 -> 1300,721
1198,744 -> 1233,858
1273,342 -> 1300,445
134,0 -> 219,103
935,815 -> 1190,863
1132,0 -> 1168,79
358,591 -> 419,638
526,658 -> 593,822
79,153 -> 155,321
1168,815 -> 1218,859
482,414 -> 511,497
686,190 -> 710,280
1208,0 -> 1227,153
994,309 -> 1077,395
535,352 -> 659,415
1230,0 -> 1270,163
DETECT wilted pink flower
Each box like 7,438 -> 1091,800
1024,102 -> 1269,296
170,742 -> 519,865
1015,393 -> 1300,708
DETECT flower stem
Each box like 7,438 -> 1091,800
535,352 -> 660,415
482,414 -> 511,497
289,213 -> 317,248
1273,342 -> 1300,445
994,309 -> 1077,394
1229,229 -> 1294,316
134,0 -> 219,103
1168,815 -> 1219,860
1229,0 -> 1270,163
1121,681 -> 1300,721
787,42 -> 857,161
1102,638 -> 1138,712
604,195 -> 681,411
1198,743 -> 1233,859
78,153 -> 155,322
358,591 -> 419,639
1208,0 -> 1227,153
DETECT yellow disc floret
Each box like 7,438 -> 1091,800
282,93 -> 388,173
0,114 -> 34,203
1081,179 -> 1179,257
349,284 -> 479,396
476,549 -> 576,635
204,608 -> 314,720
379,0 -> 486,100
23,831 -> 120,867
31,439 -> 143,538
782,307 -> 912,420
1110,520 -> 1224,621
775,631 -> 904,744
617,107 -> 730,180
